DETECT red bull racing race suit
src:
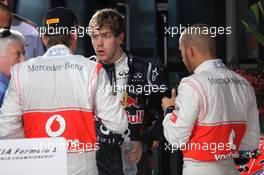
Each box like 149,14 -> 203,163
90,51 -> 166,175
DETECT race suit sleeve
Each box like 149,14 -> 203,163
239,85 -> 260,151
162,79 -> 200,147
0,65 -> 24,138
94,66 -> 128,135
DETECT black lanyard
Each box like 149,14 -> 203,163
102,63 -> 117,96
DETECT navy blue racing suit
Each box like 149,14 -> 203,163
90,52 -> 167,175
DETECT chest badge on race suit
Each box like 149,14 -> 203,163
45,115 -> 66,137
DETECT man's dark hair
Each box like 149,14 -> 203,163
45,34 -> 72,48
181,23 -> 216,55
42,7 -> 78,48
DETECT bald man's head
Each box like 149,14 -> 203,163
0,2 -> 11,28
178,23 -> 217,72
180,23 -> 216,55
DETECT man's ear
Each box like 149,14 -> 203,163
185,46 -> 193,59
71,33 -> 78,43
117,32 -> 125,45
190,47 -> 194,58
69,33 -> 78,53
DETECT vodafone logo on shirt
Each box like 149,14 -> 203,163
45,114 -> 66,137
23,109 -> 97,152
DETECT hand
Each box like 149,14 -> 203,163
126,141 -> 142,164
162,88 -> 176,110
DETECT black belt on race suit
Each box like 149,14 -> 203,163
96,121 -> 124,145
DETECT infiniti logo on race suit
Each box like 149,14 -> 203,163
119,70 -> 129,76
117,70 -> 129,81
133,72 -> 142,79
45,115 -> 66,137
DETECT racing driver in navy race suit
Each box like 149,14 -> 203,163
89,8 -> 167,175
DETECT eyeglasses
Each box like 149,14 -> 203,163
0,29 -> 11,38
